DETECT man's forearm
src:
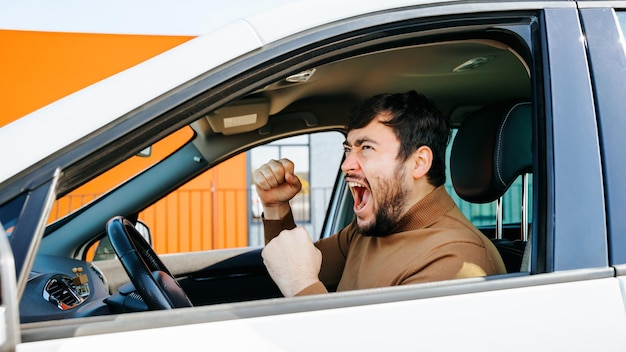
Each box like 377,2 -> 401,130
262,208 -> 297,244
261,202 -> 292,220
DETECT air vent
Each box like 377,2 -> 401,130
43,275 -> 86,310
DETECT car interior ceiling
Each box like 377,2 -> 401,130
245,39 -> 530,127
188,38 -> 531,183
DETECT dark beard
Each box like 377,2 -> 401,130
358,165 -> 408,237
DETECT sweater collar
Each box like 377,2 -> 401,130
392,185 -> 456,233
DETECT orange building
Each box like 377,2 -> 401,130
1,29 -> 249,254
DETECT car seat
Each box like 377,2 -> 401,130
450,100 -> 532,273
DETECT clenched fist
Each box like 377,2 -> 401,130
261,227 -> 322,297
253,158 -> 302,219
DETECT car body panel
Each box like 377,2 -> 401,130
245,0 -> 576,44
18,272 -> 626,351
1,0 -> 626,350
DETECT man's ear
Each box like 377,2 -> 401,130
412,145 -> 433,179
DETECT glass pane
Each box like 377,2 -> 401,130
0,194 -> 27,238
248,131 -> 344,245
50,126 -> 194,224
89,130 -> 345,258
281,145 -> 310,222
270,135 -> 309,145
249,146 -> 279,172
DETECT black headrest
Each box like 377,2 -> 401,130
450,101 -> 532,203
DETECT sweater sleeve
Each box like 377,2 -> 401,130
290,234 -> 346,296
262,210 -> 297,245
295,281 -> 328,296
297,222 -> 356,295
401,241 -> 501,285
263,214 -> 355,296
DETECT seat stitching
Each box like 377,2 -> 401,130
495,102 -> 529,186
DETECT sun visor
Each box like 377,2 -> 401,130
206,98 -> 270,135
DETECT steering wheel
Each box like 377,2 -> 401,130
106,216 -> 192,310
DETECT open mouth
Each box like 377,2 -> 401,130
348,181 -> 371,212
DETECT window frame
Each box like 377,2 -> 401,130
538,8 -> 607,272
579,7 -> 626,266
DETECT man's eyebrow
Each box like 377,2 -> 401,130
343,137 -> 377,147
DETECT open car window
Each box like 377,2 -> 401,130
67,35 -> 532,273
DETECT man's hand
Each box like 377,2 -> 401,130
261,227 -> 322,297
253,158 -> 302,219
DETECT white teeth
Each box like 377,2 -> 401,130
348,182 -> 364,188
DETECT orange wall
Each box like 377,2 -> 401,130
0,30 -> 192,126
2,30 -> 249,254
141,154 -> 249,254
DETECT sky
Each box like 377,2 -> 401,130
0,0 -> 294,35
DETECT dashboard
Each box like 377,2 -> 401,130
20,255 -> 112,323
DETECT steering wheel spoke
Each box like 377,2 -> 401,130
106,216 -> 192,310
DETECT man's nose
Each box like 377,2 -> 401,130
341,153 -> 359,173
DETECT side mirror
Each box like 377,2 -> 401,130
134,220 -> 152,245
94,219 -> 153,261
136,146 -> 152,157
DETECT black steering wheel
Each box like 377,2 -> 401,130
106,216 -> 192,310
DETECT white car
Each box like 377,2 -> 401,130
1,0 -> 626,350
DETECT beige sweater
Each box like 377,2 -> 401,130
263,186 -> 506,296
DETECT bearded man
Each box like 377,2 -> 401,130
255,91 -> 506,297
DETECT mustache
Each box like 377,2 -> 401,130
345,173 -> 363,181
345,173 -> 369,186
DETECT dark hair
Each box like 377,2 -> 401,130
347,90 -> 450,186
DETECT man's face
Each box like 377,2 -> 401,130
341,115 -> 412,236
